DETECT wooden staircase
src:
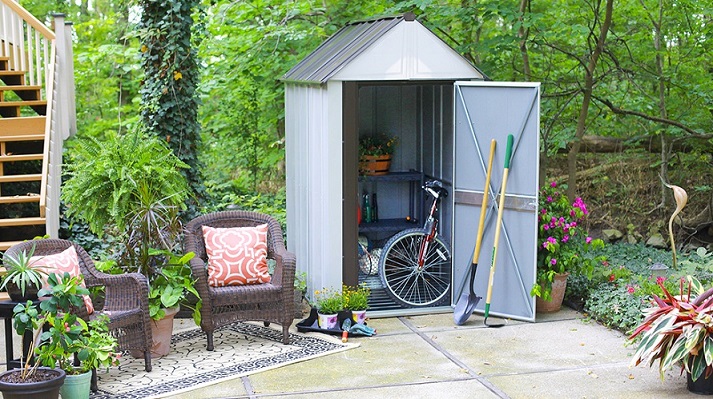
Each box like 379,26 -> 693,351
0,1 -> 76,251
0,55 -> 48,250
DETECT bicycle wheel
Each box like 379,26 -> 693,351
378,228 -> 451,307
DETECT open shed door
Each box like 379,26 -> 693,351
452,81 -> 540,322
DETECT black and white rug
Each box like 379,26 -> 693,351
90,321 -> 358,399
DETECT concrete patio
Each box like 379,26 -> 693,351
0,307 -> 696,398
174,308 -> 693,399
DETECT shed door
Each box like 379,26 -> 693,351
452,81 -> 540,322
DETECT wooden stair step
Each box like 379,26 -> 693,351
0,116 -> 46,139
0,217 -> 46,227
0,195 -> 40,204
0,134 -> 44,142
0,71 -> 25,86
0,174 -> 42,183
0,241 -> 22,251
0,100 -> 47,117
0,85 -> 41,101
0,153 -> 44,162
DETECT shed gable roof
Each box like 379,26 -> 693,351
283,14 -> 485,84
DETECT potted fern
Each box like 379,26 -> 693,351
61,129 -> 200,357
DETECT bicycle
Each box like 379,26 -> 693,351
378,179 -> 452,307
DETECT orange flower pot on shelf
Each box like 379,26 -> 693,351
359,154 -> 392,176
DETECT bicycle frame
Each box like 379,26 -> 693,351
417,183 -> 446,269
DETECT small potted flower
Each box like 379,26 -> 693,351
359,133 -> 397,175
531,181 -> 605,312
343,283 -> 370,324
313,288 -> 343,330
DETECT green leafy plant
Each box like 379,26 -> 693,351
62,129 -> 200,324
629,276 -> 713,382
312,287 -> 343,315
0,243 -> 47,298
342,283 -> 370,311
146,249 -> 202,324
531,181 -> 606,300
359,133 -> 397,157
294,271 -> 307,294
13,273 -> 120,376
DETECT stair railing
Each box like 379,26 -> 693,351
0,0 -> 73,239
0,0 -> 54,89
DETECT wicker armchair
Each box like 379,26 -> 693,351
184,211 -> 296,349
5,239 -> 153,373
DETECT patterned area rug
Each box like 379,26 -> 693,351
90,321 -> 358,399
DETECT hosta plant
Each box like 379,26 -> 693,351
629,276 -> 713,382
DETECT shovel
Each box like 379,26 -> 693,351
454,139 -> 496,325
484,134 -> 514,328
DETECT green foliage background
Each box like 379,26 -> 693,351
17,0 -> 713,223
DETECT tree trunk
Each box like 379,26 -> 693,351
567,0 -> 614,200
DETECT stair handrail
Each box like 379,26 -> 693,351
38,43 -> 56,219
0,0 -> 55,89
0,0 -> 54,40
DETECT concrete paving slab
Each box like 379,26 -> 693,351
434,318 -> 631,375
489,365 -> 690,399
248,332 -> 469,395
279,378 -> 502,399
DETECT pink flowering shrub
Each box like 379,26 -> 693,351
531,181 -> 605,300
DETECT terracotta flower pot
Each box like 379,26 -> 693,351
359,155 -> 392,176
536,272 -> 569,313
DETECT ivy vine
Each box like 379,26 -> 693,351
138,0 -> 205,216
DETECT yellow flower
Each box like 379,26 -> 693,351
173,71 -> 183,80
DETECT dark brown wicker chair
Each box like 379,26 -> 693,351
184,211 -> 296,349
5,239 -> 153,373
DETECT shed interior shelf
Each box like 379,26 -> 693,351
358,170 -> 423,234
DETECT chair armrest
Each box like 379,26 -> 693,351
97,272 -> 150,313
188,257 -> 212,309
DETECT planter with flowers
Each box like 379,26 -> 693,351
629,276 -> 713,394
359,133 -> 397,176
1,272 -> 120,399
531,181 -> 605,313
343,283 -> 370,324
313,288 -> 343,329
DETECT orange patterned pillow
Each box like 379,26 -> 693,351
202,224 -> 272,287
31,245 -> 94,314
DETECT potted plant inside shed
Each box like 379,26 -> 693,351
61,130 -> 201,357
629,276 -> 713,394
530,181 -> 605,312
0,242 -> 48,301
359,133 -> 397,175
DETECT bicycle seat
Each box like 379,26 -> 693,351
423,180 -> 449,198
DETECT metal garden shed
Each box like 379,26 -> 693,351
283,13 -> 541,320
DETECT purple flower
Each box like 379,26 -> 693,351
586,236 -> 592,244
550,181 -> 557,188
562,235 -> 570,243
550,258 -> 557,265
546,196 -> 553,203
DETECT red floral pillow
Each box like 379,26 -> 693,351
31,246 -> 94,314
202,224 -> 272,287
